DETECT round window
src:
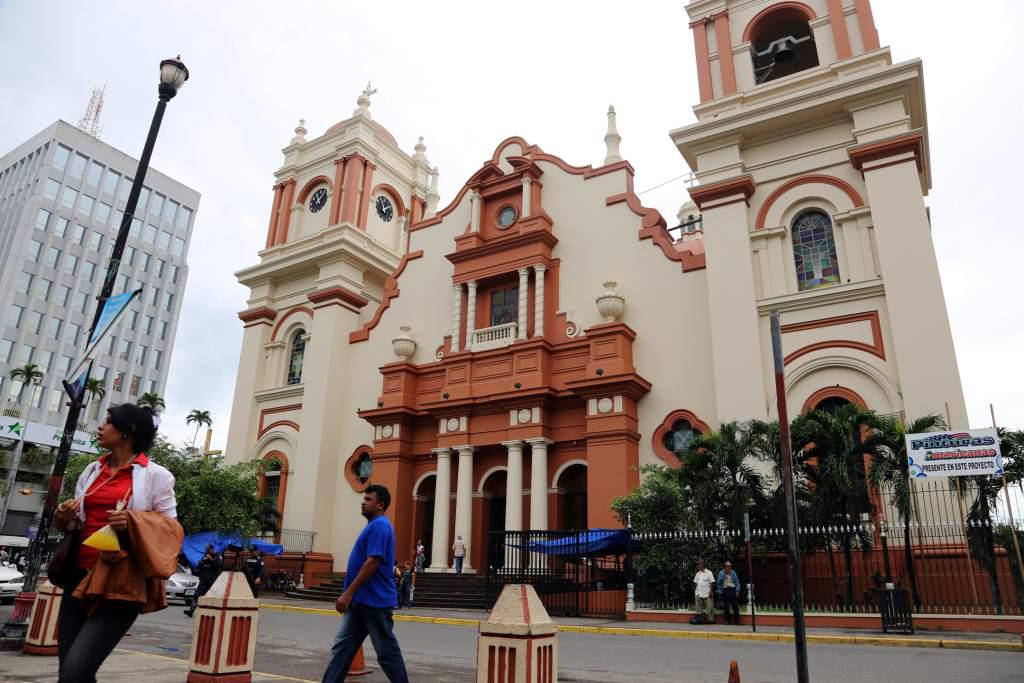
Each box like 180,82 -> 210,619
497,206 -> 517,228
354,452 -> 373,484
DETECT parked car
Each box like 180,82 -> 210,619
0,564 -> 25,604
165,564 -> 200,604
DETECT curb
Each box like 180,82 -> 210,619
257,603 -> 1023,653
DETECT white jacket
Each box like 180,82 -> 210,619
75,456 -> 177,521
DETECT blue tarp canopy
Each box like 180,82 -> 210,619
512,529 -> 631,556
181,531 -> 283,569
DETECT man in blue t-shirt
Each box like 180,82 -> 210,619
322,485 -> 409,683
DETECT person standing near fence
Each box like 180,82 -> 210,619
693,559 -> 715,624
452,535 -> 466,574
717,560 -> 741,625
321,484 -> 409,683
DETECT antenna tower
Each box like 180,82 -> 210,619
77,84 -> 106,139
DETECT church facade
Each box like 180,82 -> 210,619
224,0 -> 968,572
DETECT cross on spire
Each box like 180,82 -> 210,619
362,81 -> 378,99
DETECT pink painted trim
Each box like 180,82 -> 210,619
691,21 -> 714,102
742,2 -> 817,42
854,0 -> 880,50
755,174 -> 864,229
714,13 -> 737,95
828,0 -> 853,59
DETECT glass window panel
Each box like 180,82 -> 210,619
27,310 -> 43,334
138,186 -> 150,212
143,224 -> 157,243
151,288 -> 160,306
82,261 -> 96,282
87,161 -> 103,186
7,304 -> 24,327
140,253 -> 151,272
129,310 -> 138,330
69,153 -> 87,179
26,239 -> 43,260
158,230 -> 171,250
67,322 -> 81,344
71,223 -> 86,244
39,278 -> 53,300
0,339 -> 12,363
118,339 -> 132,360
43,178 -> 60,200
37,350 -> 53,372
56,285 -> 70,307
16,272 -> 33,294
177,206 -> 192,230
116,274 -> 129,291
129,375 -> 141,396
144,315 -> 154,335
150,193 -> 164,218
36,208 -> 51,230
54,217 -> 69,238
47,317 -> 62,339
53,145 -> 71,171
78,194 -> 94,216
171,237 -> 185,257
489,287 -> 518,326
112,209 -> 124,227
112,371 -> 124,392
47,388 -> 63,412
164,292 -> 174,312
60,186 -> 78,209
136,346 -> 147,365
130,217 -> 142,239
119,178 -> 132,202
792,210 -> 841,291
96,202 -> 111,224
146,379 -> 157,394
103,170 -> 120,195
157,260 -> 166,277
73,291 -> 88,313
164,200 -> 178,223
17,344 -> 33,364
63,253 -> 78,275
287,330 -> 305,384
88,231 -> 102,251
159,320 -> 168,340
46,247 -> 60,269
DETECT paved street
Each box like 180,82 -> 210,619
1,602 -> 1022,682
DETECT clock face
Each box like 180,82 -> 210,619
375,195 -> 394,222
309,187 -> 328,213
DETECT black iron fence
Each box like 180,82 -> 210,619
485,530 -> 629,617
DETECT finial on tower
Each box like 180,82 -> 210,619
426,165 -> 441,218
291,118 -> 308,145
414,136 -> 428,162
604,104 -> 622,165
355,81 -> 377,118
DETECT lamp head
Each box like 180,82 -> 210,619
159,55 -> 189,100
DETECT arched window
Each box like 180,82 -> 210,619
749,6 -> 819,84
792,210 -> 841,291
286,329 -> 306,385
662,419 -> 701,460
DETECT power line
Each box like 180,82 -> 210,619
637,171 -> 697,195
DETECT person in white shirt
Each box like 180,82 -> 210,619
452,536 -> 466,574
693,559 -> 716,624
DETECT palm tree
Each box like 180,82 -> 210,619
951,473 -> 1006,613
186,409 -> 213,453
9,363 -> 44,403
791,404 -> 877,609
865,413 -> 946,610
137,392 -> 166,414
85,378 -> 106,404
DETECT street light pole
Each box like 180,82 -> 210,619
770,311 -> 809,683
0,57 -> 189,644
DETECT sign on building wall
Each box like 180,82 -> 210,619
23,421 -> 99,455
905,428 -> 1002,478
0,415 -> 27,442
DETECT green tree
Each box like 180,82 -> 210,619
864,412 -> 945,609
9,363 -> 44,402
137,392 -> 166,414
85,378 -> 106,404
186,409 -> 213,453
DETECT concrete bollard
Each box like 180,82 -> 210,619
22,581 -> 62,656
187,571 -> 260,683
476,584 -> 557,683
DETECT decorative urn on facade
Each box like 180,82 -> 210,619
595,281 -> 625,322
391,326 -> 416,360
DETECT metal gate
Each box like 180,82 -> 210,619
485,530 -> 629,617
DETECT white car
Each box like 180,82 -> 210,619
0,564 -> 24,603
164,564 -> 200,604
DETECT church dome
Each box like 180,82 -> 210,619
325,117 -> 397,147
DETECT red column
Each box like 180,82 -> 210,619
340,155 -> 365,224
330,158 -> 346,225
854,0 -> 880,51
265,184 -> 283,248
690,19 -> 714,102
713,12 -> 737,95
828,0 -> 853,60
357,161 -> 375,229
586,433 -> 639,528
274,179 -> 296,245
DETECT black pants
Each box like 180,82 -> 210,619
188,577 -> 217,612
57,585 -> 139,683
721,586 -> 740,624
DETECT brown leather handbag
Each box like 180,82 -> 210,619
47,519 -> 82,589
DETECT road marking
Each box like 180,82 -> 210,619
113,647 -> 318,682
256,603 -> 1023,653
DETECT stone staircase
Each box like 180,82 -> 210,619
286,572 -> 491,611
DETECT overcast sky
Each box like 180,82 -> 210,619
1,1 -> 1021,450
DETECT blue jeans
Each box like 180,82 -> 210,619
454,556 -> 464,574
322,603 -> 409,683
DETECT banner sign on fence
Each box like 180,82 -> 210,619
905,428 -> 1002,478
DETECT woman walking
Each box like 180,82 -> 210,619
52,403 -> 182,682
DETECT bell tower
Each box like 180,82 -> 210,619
673,0 -> 968,427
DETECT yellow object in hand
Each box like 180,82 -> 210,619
82,524 -> 121,551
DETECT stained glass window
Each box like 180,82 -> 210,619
792,210 -> 841,291
662,419 -> 699,459
287,329 -> 306,385
354,452 -> 373,485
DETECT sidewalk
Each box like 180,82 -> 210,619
264,598 -> 1024,652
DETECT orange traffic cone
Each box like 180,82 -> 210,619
347,646 -> 373,678
728,660 -> 741,683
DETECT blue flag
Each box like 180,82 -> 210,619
62,361 -> 92,403
67,288 -> 142,382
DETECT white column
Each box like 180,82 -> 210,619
532,264 -> 546,338
450,282 -> 462,353
527,438 -> 552,531
503,440 -> 524,532
453,445 -> 476,571
521,176 -> 532,216
466,280 -> 477,350
470,190 -> 481,233
516,268 -> 529,340
429,447 -> 452,572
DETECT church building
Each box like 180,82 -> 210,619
224,0 -> 968,573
